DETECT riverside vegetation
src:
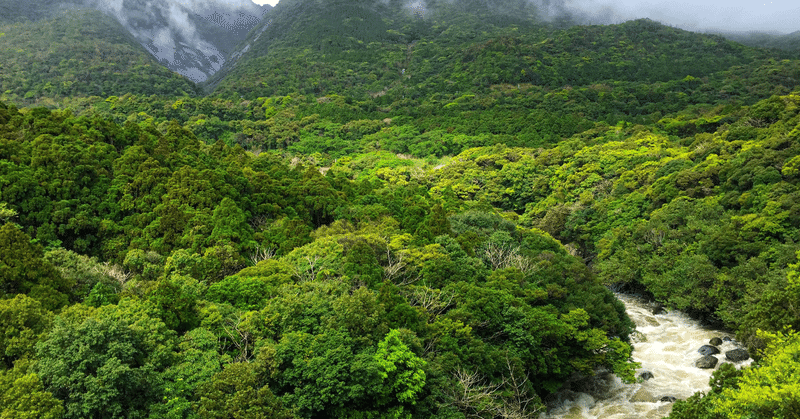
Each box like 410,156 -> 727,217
1,0 -> 800,417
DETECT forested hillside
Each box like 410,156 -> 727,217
0,9 -> 200,104
0,100 -> 635,418
1,0 -> 800,416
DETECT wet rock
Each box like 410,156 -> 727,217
639,371 -> 654,381
644,316 -> 661,326
698,345 -> 721,356
651,303 -> 665,315
659,396 -> 677,403
695,355 -> 718,369
726,348 -> 750,362
709,337 -> 723,346
544,389 -> 582,406
723,336 -> 733,342
629,388 -> 655,403
630,330 -> 647,343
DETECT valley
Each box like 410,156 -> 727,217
1,0 -> 799,417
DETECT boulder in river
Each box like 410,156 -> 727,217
698,345 -> 721,356
659,396 -> 677,403
695,355 -> 718,369
651,303 -> 665,315
639,371 -> 654,381
629,388 -> 655,403
725,348 -> 750,362
709,337 -> 723,346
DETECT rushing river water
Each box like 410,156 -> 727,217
540,293 -> 752,419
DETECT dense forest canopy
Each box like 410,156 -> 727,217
1,0 -> 800,417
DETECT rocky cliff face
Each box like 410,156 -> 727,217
0,0 -> 271,82
84,0 -> 271,82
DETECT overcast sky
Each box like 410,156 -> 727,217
608,0 -> 800,34
250,0 -> 800,34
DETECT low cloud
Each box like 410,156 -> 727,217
79,0 -> 266,82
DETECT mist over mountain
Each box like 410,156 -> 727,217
83,0 -> 271,82
0,0 -> 271,82
713,30 -> 800,53
0,8 -> 200,102
3,1 -> 800,418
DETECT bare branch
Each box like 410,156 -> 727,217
221,315 -> 253,363
445,360 -> 542,419
247,245 -> 276,266
384,249 -> 421,286
383,248 -> 407,280
406,285 -> 455,318
447,368 -> 504,419
293,255 -> 324,282
497,356 -> 541,419
96,262 -> 132,285
483,243 -> 539,274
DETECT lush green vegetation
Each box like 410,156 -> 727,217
718,30 -> 800,53
0,9 -> 199,105
2,0 -> 800,416
0,99 -> 638,418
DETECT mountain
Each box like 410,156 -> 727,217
0,8 -> 200,104
2,1 -> 800,418
716,30 -> 800,53
83,0 -> 271,82
0,0 -> 271,83
206,0 -> 782,101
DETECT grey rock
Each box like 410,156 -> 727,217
660,396 -> 677,403
629,388 -> 655,403
639,371 -> 654,381
695,355 -> 718,369
709,337 -> 723,346
698,345 -> 721,356
725,348 -> 750,362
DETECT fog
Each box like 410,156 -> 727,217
257,0 -> 798,33
480,0 -> 800,34
606,0 -> 800,34
50,0 -> 798,82
75,0 -> 269,82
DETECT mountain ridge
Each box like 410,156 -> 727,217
0,8 -> 200,104
0,0 -> 272,82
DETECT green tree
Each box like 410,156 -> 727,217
195,362 -> 294,419
147,274 -> 203,333
208,197 -> 254,250
36,300 -> 177,419
0,223 -> 71,310
0,202 -> 17,223
342,239 -> 384,288
714,330 -> 800,418
150,327 -> 225,419
0,364 -> 64,419
0,295 -> 54,368
374,329 -> 427,406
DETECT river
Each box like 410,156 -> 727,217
540,293 -> 752,419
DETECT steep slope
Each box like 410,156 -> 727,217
0,0 -> 67,23
207,0 -> 776,100
82,0 -> 270,82
0,8 -> 199,104
0,0 -> 270,83
718,30 -> 800,53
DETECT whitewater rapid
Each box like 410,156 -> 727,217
539,294 -> 752,419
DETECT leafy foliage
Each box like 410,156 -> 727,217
0,9 -> 198,105
2,0 -> 800,415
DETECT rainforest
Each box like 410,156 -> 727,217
1,0 -> 800,417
